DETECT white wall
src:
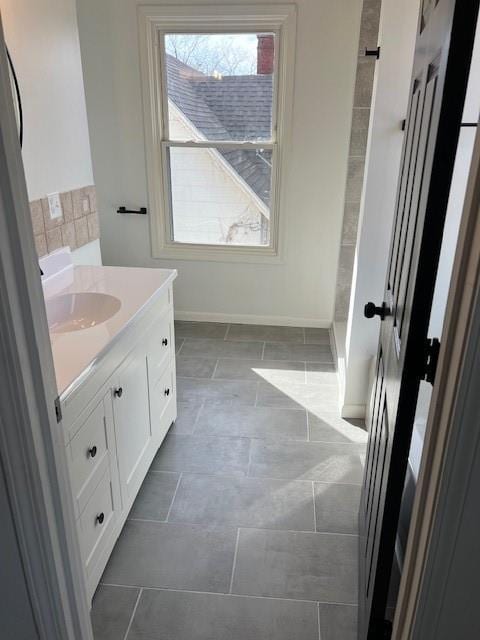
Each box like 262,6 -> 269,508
1,0 -> 101,264
339,0 -> 420,417
76,0 -> 362,326
1,0 -> 94,201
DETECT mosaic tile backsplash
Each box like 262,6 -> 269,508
30,185 -> 99,257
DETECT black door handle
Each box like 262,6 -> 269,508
364,302 -> 389,320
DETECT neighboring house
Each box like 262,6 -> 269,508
166,53 -> 273,246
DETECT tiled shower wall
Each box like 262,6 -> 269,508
334,0 -> 382,320
30,185 -> 99,257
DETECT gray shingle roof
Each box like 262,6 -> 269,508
166,55 -> 272,206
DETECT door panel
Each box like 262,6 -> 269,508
112,347 -> 151,506
359,1 -> 479,638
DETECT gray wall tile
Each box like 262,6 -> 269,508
334,0 -> 381,321
349,108 -> 370,157
341,202 -> 360,246
354,59 -> 376,108
345,157 -> 365,204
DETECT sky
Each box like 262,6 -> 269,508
165,33 -> 273,76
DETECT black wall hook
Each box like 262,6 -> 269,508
365,46 -> 381,59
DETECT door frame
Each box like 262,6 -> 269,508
393,118 -> 480,638
0,13 -> 93,640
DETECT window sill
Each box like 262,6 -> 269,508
152,242 -> 284,264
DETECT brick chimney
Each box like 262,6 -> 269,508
257,34 -> 274,75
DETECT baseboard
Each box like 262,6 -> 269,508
332,321 -> 347,398
341,404 -> 366,419
174,310 -> 331,328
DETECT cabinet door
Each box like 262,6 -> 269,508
112,346 -> 151,507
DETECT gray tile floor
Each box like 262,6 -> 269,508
92,322 -> 368,640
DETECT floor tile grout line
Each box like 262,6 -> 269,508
246,438 -> 253,477
211,359 -> 220,379
168,424 -> 365,447
124,518 -> 359,537
165,472 -> 183,522
228,529 -> 241,593
303,327 -> 306,345
150,467 -> 363,487
317,602 -> 322,640
123,587 -> 143,640
224,324 -> 231,341
100,582 -> 359,607
176,339 -> 185,356
306,408 -> 311,441
261,341 -> 266,360
190,400 -> 205,435
312,481 -> 317,533
160,431 -> 322,444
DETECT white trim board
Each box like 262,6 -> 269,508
332,321 -> 367,419
137,3 -> 296,262
0,17 -> 93,639
174,310 -> 330,328
341,404 -> 366,420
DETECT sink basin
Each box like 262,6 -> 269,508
46,292 -> 121,333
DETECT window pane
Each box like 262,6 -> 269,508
165,33 -> 275,142
168,146 -> 272,246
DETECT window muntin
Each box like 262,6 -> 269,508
160,31 -> 277,247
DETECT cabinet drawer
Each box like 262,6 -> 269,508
69,400 -> 108,504
147,310 -> 173,384
79,469 -> 116,576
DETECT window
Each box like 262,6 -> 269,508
139,5 -> 296,261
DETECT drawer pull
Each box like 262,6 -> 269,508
96,512 -> 105,525
88,445 -> 97,459
162,338 -> 168,346
114,387 -> 123,398
164,388 -> 170,397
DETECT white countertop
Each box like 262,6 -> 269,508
43,264 -> 177,396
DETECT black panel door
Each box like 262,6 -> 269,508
358,1 -> 479,638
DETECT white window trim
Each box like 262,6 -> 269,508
138,3 -> 296,263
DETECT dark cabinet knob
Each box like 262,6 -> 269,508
96,512 -> 105,525
162,338 -> 168,346
164,388 -> 170,396
114,387 -> 123,398
88,445 -> 97,458
364,302 -> 389,320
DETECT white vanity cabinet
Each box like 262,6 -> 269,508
60,283 -> 176,601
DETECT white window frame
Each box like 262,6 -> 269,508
138,4 -> 296,262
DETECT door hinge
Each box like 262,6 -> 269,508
423,337 -> 440,385
54,396 -> 62,423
